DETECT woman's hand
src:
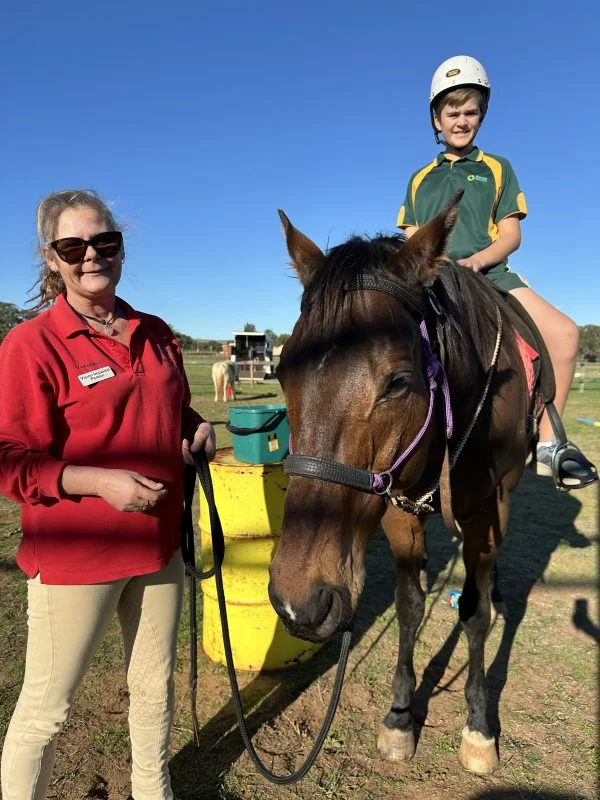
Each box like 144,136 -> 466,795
182,421 -> 217,465
95,469 -> 168,512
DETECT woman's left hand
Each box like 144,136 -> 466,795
182,421 -> 217,465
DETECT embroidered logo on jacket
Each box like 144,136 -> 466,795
75,360 -> 103,370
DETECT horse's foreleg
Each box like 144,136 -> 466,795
377,510 -> 426,762
457,492 -> 509,775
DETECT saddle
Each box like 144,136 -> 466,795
493,287 -> 555,407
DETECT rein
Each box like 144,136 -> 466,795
181,451 -> 353,785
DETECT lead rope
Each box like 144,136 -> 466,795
182,451 -> 353,785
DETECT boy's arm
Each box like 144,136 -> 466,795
457,215 -> 521,272
403,225 -> 419,239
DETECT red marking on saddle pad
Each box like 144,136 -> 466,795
514,330 -> 538,399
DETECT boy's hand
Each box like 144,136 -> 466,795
457,256 -> 486,272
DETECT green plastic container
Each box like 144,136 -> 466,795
226,405 -> 290,464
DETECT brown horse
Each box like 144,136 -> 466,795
268,197 -> 532,775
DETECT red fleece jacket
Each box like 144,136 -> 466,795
0,294 -> 203,584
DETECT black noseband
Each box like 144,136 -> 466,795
284,454 -> 387,494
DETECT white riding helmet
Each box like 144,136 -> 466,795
430,55 -> 491,131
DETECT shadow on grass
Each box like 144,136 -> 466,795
411,468 -> 594,746
229,392 -> 280,402
170,470 -> 596,798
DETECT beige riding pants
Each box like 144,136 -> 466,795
1,549 -> 184,800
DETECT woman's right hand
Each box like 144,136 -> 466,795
95,469 -> 168,512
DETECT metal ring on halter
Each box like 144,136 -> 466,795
373,471 -> 393,495
426,287 -> 445,318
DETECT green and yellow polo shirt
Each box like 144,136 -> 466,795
397,147 -> 527,264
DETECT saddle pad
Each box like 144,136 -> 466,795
514,329 -> 538,400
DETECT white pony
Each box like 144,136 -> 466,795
211,361 -> 236,402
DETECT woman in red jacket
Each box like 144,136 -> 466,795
0,189 -> 215,800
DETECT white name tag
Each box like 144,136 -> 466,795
78,366 -> 116,387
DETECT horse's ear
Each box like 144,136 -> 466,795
399,191 -> 463,285
278,210 -> 325,286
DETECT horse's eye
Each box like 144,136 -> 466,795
382,373 -> 411,398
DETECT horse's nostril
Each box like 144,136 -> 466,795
313,586 -> 335,628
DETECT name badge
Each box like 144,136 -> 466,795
78,366 -> 116,387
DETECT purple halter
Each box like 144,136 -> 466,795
370,320 -> 452,493
284,275 -> 453,497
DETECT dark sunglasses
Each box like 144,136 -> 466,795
50,231 -> 123,265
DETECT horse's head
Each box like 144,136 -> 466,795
268,198 -> 461,642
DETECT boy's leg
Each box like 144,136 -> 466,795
509,286 -> 578,441
118,550 -> 185,800
1,577 -> 124,800
509,286 -> 597,487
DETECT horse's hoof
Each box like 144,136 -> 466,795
459,727 -> 498,774
377,725 -> 415,762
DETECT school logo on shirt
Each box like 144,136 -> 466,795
467,174 -> 488,183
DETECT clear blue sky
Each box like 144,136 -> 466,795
2,0 -> 598,339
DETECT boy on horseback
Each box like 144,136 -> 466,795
397,55 -> 597,490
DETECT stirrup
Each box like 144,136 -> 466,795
550,441 -> 598,492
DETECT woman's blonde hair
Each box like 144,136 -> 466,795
31,189 -> 122,309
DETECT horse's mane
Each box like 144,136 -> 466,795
300,234 -> 412,326
300,233 -> 522,370
435,260 -> 523,369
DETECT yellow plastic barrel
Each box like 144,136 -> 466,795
199,448 -> 321,671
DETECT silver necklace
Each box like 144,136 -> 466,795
79,309 -> 117,335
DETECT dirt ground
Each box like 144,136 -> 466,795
1,467 -> 593,800
1,374 -> 599,800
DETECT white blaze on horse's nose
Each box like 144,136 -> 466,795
283,601 -> 297,622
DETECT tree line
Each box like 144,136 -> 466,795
0,302 -> 291,351
1,301 -> 597,362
